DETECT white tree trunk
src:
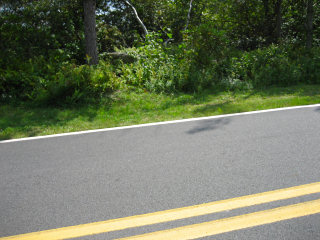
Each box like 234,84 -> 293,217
184,0 -> 193,31
124,0 -> 148,37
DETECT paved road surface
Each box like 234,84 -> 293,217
1,105 -> 320,239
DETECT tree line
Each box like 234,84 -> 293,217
0,0 -> 319,104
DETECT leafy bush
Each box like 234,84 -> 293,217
120,33 -> 190,93
119,31 -> 228,93
215,45 -> 320,89
0,53 -> 121,105
187,24 -> 229,67
2,32 -> 320,106
35,61 -> 122,105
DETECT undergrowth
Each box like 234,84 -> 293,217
1,33 -> 320,106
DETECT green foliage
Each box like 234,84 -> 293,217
97,23 -> 126,53
1,0 -> 320,106
178,25 -> 231,92
218,45 -> 320,89
0,50 -> 67,101
3,36 -> 320,104
187,24 -> 229,66
3,84 -> 320,140
0,53 -> 121,105
119,33 -> 190,93
0,0 -> 84,66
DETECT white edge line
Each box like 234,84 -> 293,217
1,103 -> 320,144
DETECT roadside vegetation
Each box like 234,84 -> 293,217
1,84 -> 320,140
1,0 -> 319,140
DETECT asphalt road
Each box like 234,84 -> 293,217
1,105 -> 320,239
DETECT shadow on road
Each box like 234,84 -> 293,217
186,118 -> 231,134
314,107 -> 320,112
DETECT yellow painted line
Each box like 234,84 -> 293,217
1,182 -> 320,240
118,199 -> 320,240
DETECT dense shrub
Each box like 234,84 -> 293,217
121,34 -> 190,93
0,53 -> 121,105
1,33 -> 320,105
33,61 -> 120,105
221,45 -> 320,89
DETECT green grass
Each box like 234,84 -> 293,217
1,84 -> 320,140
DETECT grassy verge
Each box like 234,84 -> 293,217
1,84 -> 320,140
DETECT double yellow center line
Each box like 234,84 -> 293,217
2,182 -> 320,240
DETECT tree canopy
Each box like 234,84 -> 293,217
0,0 -> 319,104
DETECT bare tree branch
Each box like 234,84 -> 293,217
184,0 -> 193,31
123,0 -> 148,37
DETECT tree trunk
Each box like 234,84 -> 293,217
184,0 -> 193,31
124,0 -> 148,37
83,0 -> 98,65
263,0 -> 269,20
274,0 -> 282,42
306,0 -> 314,49
263,0 -> 272,44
